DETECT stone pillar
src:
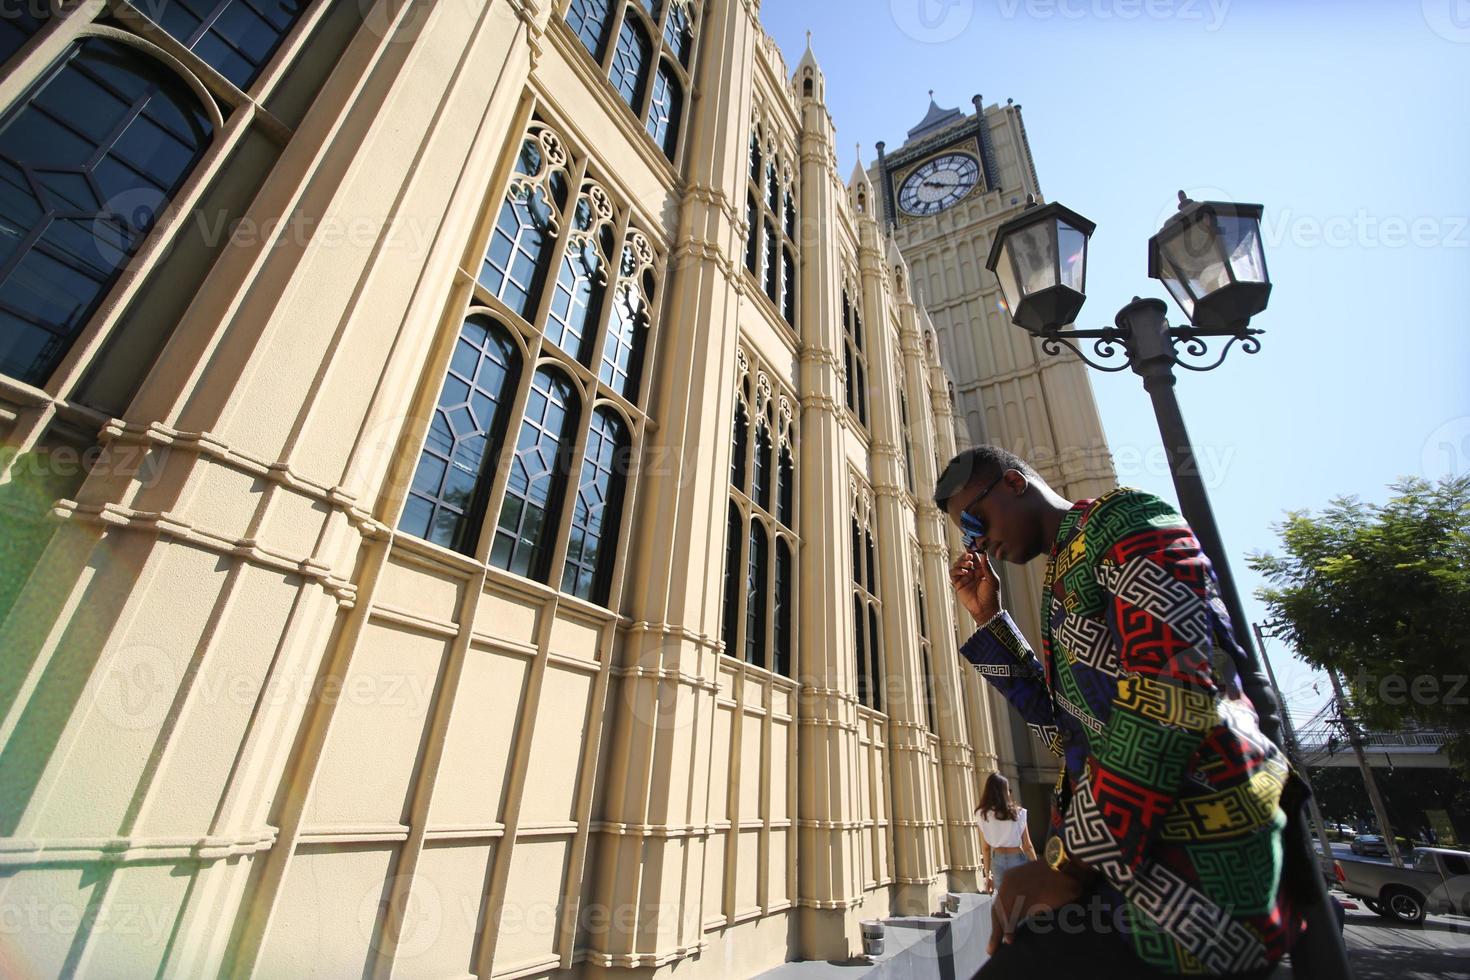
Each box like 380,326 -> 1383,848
792,53 -> 864,960
855,229 -> 938,915
581,0 -> 758,969
902,304 -> 982,892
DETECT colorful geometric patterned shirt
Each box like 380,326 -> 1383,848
960,489 -> 1301,975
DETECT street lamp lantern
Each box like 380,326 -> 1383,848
985,198 -> 1096,334
1148,192 -> 1271,329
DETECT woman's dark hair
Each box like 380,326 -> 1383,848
977,771 -> 1018,821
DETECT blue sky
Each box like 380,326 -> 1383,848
759,0 -> 1470,727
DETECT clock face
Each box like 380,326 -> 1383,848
897,153 -> 981,216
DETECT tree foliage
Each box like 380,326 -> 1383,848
1249,476 -> 1470,773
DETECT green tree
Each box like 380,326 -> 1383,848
1250,476 -> 1470,775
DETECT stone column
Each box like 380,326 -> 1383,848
582,0 -> 757,968
792,55 -> 864,959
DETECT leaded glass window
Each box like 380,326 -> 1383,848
722,500 -> 742,654
777,443 -> 794,529
761,218 -> 777,302
774,538 -> 792,676
0,38 -> 212,386
562,407 -> 630,602
780,247 -> 795,324
491,367 -> 579,578
599,235 -> 651,400
608,17 -> 650,110
663,1 -> 692,65
645,61 -> 681,161
545,191 -> 612,362
853,500 -> 882,711
752,420 -> 771,511
731,393 -> 749,491
143,0 -> 308,90
565,0 -> 612,59
400,317 -> 520,553
744,193 -> 759,273
745,521 -> 768,667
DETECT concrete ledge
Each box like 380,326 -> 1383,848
754,894 -> 993,980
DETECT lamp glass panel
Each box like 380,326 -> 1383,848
994,246 -> 1022,316
1160,266 -> 1196,318
1011,221 -> 1058,296
1057,222 -> 1086,292
1217,213 -> 1267,283
1160,218 -> 1229,299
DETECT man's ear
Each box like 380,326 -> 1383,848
1004,469 -> 1029,496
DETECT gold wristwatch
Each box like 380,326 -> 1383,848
1045,835 -> 1095,883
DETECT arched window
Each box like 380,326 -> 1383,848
748,132 -> 762,184
867,605 -> 883,712
764,160 -> 779,212
852,507 -> 882,711
752,419 -> 772,511
853,592 -> 868,704
546,190 -> 613,362
144,0 -> 308,89
761,218 -> 777,302
744,194 -> 759,273
899,391 -> 916,493
777,442 -> 794,528
608,15 -> 650,111
780,247 -> 795,325
916,583 -> 936,731
774,538 -> 792,676
491,367 -> 579,579
400,317 -> 520,553
842,291 -> 869,427
479,137 -> 564,320
0,38 -> 213,386
783,189 -> 796,238
645,61 -> 681,161
745,521 -> 768,667
721,500 -> 742,654
600,236 -> 652,400
562,406 -> 630,602
802,74 -> 813,98
663,1 -> 693,66
565,0 -> 612,59
730,394 -> 749,491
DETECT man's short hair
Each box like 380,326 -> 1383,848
932,446 -> 1038,511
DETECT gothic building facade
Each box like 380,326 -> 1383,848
0,2 -> 1107,977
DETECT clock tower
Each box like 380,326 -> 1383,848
875,93 -> 1117,815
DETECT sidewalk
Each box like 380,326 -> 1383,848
754,893 -> 993,980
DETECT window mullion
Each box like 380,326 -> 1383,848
599,2 -> 629,72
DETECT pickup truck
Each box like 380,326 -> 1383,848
1335,847 -> 1470,924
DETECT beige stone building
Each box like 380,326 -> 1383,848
866,96 -> 1118,828
0,2 -> 1108,978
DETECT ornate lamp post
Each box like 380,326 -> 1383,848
987,192 -> 1351,978
985,192 -> 1269,730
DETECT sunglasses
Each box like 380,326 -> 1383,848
960,472 -> 1006,552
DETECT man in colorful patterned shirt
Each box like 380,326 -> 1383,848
935,446 -> 1300,978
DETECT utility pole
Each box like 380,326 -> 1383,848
1253,623 -> 1334,868
1327,666 -> 1404,868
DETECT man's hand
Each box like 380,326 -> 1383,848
950,549 -> 1002,625
986,860 -> 1085,956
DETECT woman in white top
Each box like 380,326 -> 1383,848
974,772 -> 1036,894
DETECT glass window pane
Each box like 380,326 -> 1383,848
608,18 -> 650,109
566,0 -> 611,58
139,0 -> 308,89
0,39 -> 212,386
399,318 -> 520,554
492,367 -> 579,581
561,408 -> 629,604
